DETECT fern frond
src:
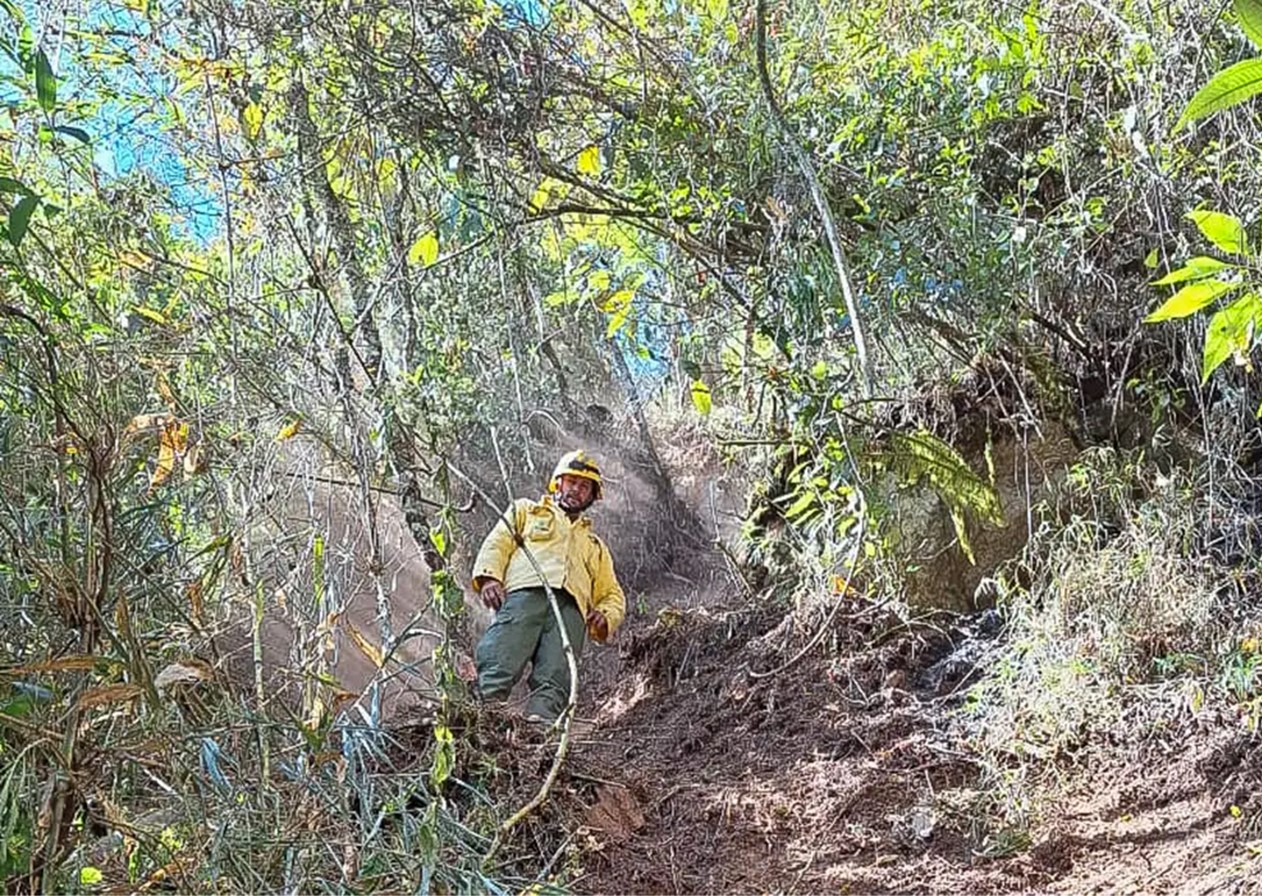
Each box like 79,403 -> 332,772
887,429 -> 1005,546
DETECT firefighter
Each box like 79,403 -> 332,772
471,450 -> 626,722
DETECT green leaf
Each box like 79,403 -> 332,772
576,144 -> 601,176
1176,58 -> 1262,131
751,332 -> 776,360
428,526 -> 447,558
1187,210 -> 1249,256
407,231 -> 439,267
1145,279 -> 1242,322
430,724 -> 454,789
690,379 -> 712,415
605,303 -> 631,338
0,0 -> 26,27
6,193 -> 37,246
54,125 -> 90,144
1236,0 -> 1262,48
887,429 -> 1004,527
0,692 -> 33,718
79,866 -> 103,886
950,505 -> 976,565
783,489 -> 817,520
543,288 -> 580,306
34,47 -> 54,113
0,176 -> 31,195
1202,293 -> 1262,382
1151,256 -> 1233,285
133,306 -> 169,325
1143,248 -> 1159,269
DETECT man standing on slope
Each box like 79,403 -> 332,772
471,450 -> 626,723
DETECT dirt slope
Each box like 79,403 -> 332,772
557,592 -> 1262,894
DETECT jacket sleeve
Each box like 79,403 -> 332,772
471,500 -> 525,590
591,539 -> 626,633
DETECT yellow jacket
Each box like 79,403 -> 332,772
472,496 -> 626,634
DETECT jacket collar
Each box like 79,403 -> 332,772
540,493 -> 592,527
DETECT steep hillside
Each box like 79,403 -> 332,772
545,577 -> 1262,893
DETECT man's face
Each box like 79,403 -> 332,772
556,474 -> 596,512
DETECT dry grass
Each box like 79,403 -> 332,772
962,447 -> 1262,839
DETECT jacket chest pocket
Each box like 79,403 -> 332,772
524,510 -> 556,541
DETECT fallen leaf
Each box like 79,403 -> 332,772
10,654 -> 109,674
78,684 -> 144,709
154,663 -> 210,693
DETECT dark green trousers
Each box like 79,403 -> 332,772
475,587 -> 587,721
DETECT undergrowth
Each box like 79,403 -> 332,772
964,447 -> 1262,842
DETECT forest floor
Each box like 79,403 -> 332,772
523,573 -> 1262,895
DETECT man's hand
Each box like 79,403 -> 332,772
479,578 -> 506,611
586,609 -> 609,643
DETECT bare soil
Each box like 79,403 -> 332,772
549,589 -> 1262,895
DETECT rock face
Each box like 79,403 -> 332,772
890,423 -> 1078,611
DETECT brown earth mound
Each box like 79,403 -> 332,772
553,600 -> 1262,894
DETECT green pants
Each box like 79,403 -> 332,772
475,587 -> 587,721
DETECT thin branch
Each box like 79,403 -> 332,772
755,0 -> 873,397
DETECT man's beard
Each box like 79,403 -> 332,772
557,492 -> 595,514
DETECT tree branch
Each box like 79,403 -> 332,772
755,0 -> 874,398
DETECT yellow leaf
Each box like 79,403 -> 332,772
133,306 -> 168,325
690,379 -> 712,415
529,180 -> 552,213
603,288 -> 634,312
117,250 -> 151,270
151,418 -> 188,490
242,102 -> 263,140
155,371 -> 176,409
407,230 -> 439,266
79,867 -> 104,886
275,417 -> 302,441
577,144 -> 602,176
346,624 -> 385,668
606,304 -> 631,338
123,413 -> 168,438
1231,804 -> 1243,818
